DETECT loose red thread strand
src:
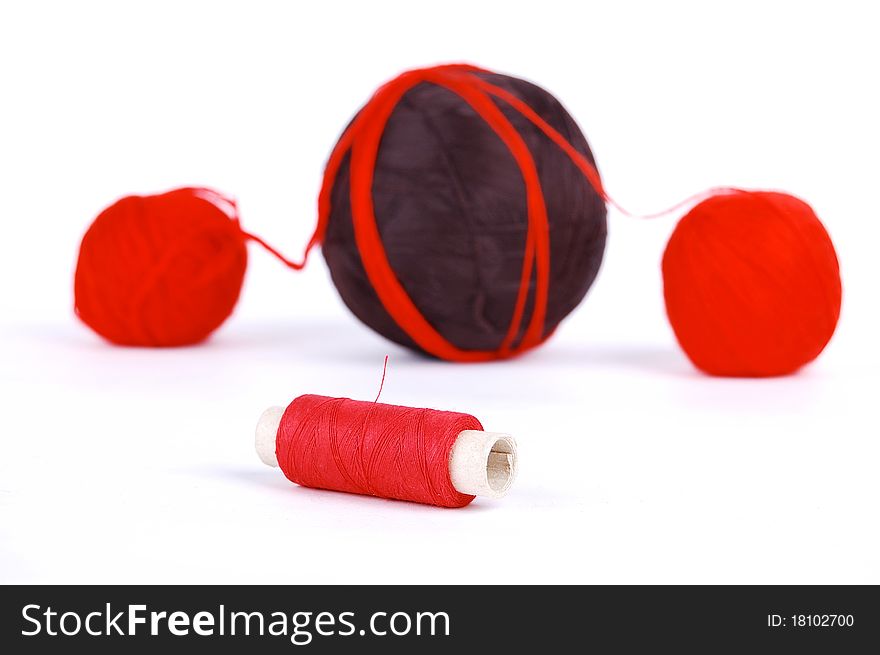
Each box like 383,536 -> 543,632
276,394 -> 483,508
229,64 -> 740,361
374,355 -> 389,403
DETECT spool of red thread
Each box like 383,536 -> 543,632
255,395 -> 517,508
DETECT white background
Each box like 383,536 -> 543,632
1,1 -> 877,584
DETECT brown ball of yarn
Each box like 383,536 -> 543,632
320,66 -> 607,359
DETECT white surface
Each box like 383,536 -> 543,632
0,0 -> 878,584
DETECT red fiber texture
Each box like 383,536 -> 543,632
276,394 -> 482,508
74,188 -> 248,346
662,191 -> 841,377
313,64 -> 609,362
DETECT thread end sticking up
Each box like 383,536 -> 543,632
255,406 -> 284,468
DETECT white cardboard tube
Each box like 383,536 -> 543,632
254,406 -> 517,499
255,406 -> 284,468
448,430 -> 517,499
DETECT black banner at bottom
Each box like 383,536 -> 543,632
1,585 -> 876,652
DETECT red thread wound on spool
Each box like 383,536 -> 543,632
276,395 -> 482,508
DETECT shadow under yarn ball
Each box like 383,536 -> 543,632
322,71 -> 607,356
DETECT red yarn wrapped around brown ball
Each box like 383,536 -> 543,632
74,188 -> 248,346
318,65 -> 607,361
662,190 -> 841,377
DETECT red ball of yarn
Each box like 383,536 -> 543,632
74,188 -> 248,346
662,190 -> 841,377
